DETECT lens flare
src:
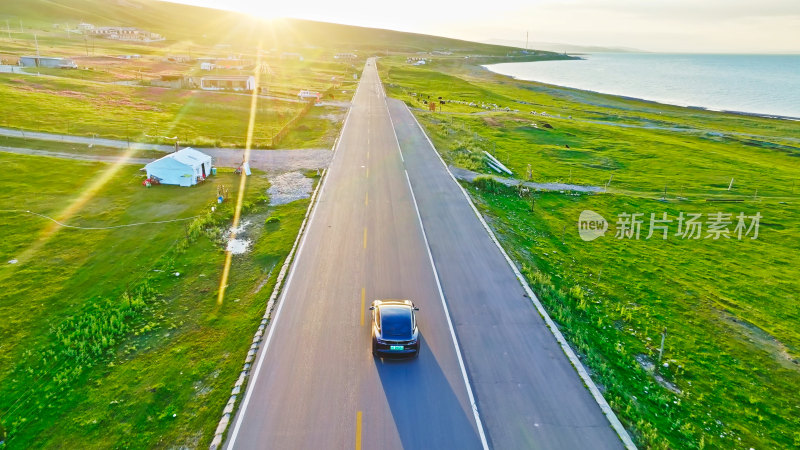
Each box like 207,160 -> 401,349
217,44 -> 264,305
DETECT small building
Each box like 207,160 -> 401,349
19,56 -> 77,69
144,148 -> 213,187
150,74 -> 194,89
89,26 -> 163,41
200,75 -> 255,91
200,62 -> 216,71
298,90 -> 321,101
334,53 -> 357,60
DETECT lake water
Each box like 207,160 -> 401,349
485,53 -> 800,119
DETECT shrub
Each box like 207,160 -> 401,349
473,176 -> 510,195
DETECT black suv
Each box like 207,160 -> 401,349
370,300 -> 420,358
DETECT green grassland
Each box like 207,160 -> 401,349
0,73 -> 305,148
379,57 -> 800,448
0,153 -> 312,447
0,134 -> 166,159
279,105 -> 347,149
0,0 -> 532,155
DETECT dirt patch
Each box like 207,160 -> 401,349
482,116 -> 502,127
636,354 -> 682,395
267,172 -> 314,205
318,112 -> 345,122
716,308 -> 799,371
223,220 -> 253,255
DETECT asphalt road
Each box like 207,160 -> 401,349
225,59 -> 626,449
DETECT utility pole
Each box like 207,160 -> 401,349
525,31 -> 528,50
34,33 -> 40,57
5,19 -> 11,40
658,328 -> 667,363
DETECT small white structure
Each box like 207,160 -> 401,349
144,148 -> 213,187
19,56 -> 77,69
200,62 -> 216,71
298,90 -> 321,101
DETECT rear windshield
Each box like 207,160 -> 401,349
380,307 -> 413,338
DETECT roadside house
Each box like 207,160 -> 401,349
199,75 -> 255,91
144,148 -> 213,186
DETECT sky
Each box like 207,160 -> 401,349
168,0 -> 800,53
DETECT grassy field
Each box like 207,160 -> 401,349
0,135 -> 167,159
379,57 -> 800,448
0,30 -> 355,150
0,73 -> 309,148
279,105 -> 347,149
0,153 -> 312,447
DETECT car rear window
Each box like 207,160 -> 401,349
380,306 -> 413,338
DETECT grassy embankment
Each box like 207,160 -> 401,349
380,57 -> 800,449
0,153 -> 312,447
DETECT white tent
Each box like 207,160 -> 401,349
144,148 -> 213,186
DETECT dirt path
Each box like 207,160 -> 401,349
449,165 -> 603,193
0,146 -> 332,172
0,127 -> 178,152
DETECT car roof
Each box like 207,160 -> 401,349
379,304 -> 412,317
379,305 -> 414,337
374,299 -> 413,307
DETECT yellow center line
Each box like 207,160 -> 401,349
363,227 -> 367,249
365,192 -> 368,206
355,411 -> 363,450
366,167 -> 369,179
360,287 -> 366,326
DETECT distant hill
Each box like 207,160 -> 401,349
0,0 -> 528,54
483,39 -> 645,54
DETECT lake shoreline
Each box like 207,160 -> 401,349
482,58 -> 800,122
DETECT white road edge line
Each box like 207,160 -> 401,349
398,100 -> 637,450
223,80 -> 359,450
382,83 -> 489,449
